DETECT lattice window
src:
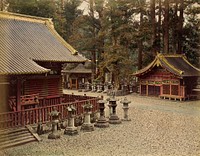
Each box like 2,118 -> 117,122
148,85 -> 154,95
171,85 -> 178,95
163,84 -> 170,94
148,85 -> 160,96
141,85 -> 146,95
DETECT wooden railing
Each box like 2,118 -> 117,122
62,94 -> 93,103
20,93 -> 39,106
8,93 -> 95,111
0,97 -> 99,129
39,95 -> 62,107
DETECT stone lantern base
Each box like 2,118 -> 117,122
48,121 -> 61,139
109,115 -> 121,124
81,123 -> 94,132
64,127 -> 78,136
94,117 -> 109,128
122,118 -> 131,121
48,132 -> 60,139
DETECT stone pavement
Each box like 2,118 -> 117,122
1,90 -> 200,156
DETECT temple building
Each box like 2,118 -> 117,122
62,63 -> 92,89
0,11 -> 87,112
133,54 -> 200,101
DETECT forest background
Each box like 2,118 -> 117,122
0,0 -> 199,89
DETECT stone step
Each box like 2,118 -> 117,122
0,136 -> 36,149
0,127 -> 27,139
0,132 -> 31,143
0,127 -> 27,135
0,126 -> 40,149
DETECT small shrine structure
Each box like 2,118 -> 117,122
133,54 -> 200,101
62,63 -> 92,89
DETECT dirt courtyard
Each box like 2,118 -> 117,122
1,90 -> 200,156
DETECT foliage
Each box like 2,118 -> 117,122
4,0 -> 200,88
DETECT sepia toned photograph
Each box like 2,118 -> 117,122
0,0 -> 200,155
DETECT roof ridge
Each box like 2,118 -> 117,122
0,11 -> 51,24
158,53 -> 183,58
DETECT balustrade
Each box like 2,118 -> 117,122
0,96 -> 99,129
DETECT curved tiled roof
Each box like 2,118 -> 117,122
133,54 -> 200,77
0,12 -> 87,75
62,64 -> 92,74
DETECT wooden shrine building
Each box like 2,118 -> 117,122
0,12 -> 87,112
62,63 -> 92,89
133,54 -> 200,101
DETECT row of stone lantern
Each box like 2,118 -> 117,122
47,96 -> 131,139
81,82 -> 134,94
82,82 -> 112,93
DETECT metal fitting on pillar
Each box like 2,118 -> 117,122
48,107 -> 61,139
81,101 -> 94,132
94,100 -> 109,128
120,97 -> 131,121
64,105 -> 78,136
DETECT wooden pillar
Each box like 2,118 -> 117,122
16,78 -> 21,111
76,79 -> 78,89
146,84 -> 148,96
139,84 -> 141,95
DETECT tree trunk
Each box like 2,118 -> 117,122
138,10 -> 143,70
163,0 -> 169,54
0,0 -> 4,11
172,1 -> 178,53
150,0 -> 156,56
89,0 -> 97,80
177,0 -> 184,54
158,0 -> 162,53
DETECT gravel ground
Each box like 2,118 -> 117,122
1,90 -> 200,156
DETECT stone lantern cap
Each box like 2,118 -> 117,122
98,100 -> 107,104
83,101 -> 93,109
120,97 -> 131,104
49,107 -> 60,117
67,105 -> 76,112
106,94 -> 116,102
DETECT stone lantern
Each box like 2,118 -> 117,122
64,105 -> 78,135
121,97 -> 131,121
108,94 -> 121,124
103,82 -> 109,93
94,100 -> 109,128
91,82 -> 97,92
106,98 -> 112,118
81,101 -> 94,132
84,82 -> 91,92
48,107 -> 61,139
97,82 -> 103,93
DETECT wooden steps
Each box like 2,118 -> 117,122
0,126 -> 41,149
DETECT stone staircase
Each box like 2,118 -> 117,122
0,125 -> 41,149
